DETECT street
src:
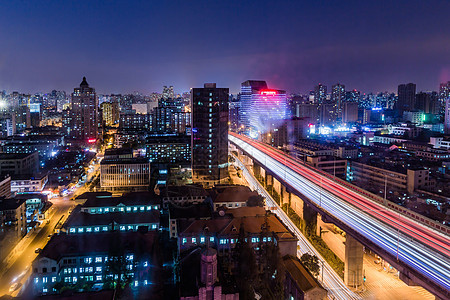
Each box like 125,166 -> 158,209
0,153 -> 101,297
0,196 -> 74,296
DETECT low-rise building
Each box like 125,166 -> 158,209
416,149 -> 450,161
169,202 -> 212,239
208,184 -> 259,211
100,157 -> 150,192
178,208 -> 297,257
282,255 -> 328,300
306,156 -> 347,178
160,184 -> 208,208
103,148 -> 133,160
348,161 -> 430,194
0,198 -> 27,239
11,172 -> 48,193
65,206 -> 159,234
0,175 -> 11,198
372,134 -> 407,145
31,231 -> 161,295
146,134 -> 191,164
0,152 -> 39,176
430,137 -> 450,150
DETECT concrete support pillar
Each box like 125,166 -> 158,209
273,178 -> 281,196
290,193 -> 304,219
265,173 -> 273,188
303,203 -> 317,236
281,185 -> 290,205
344,235 -> 364,288
253,163 -> 261,181
260,167 -> 266,185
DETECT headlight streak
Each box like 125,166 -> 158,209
230,134 -> 450,293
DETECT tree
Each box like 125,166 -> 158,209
104,232 -> 132,293
300,253 -> 320,277
234,224 -> 257,300
247,195 -> 265,207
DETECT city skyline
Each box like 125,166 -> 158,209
1,1 -> 449,94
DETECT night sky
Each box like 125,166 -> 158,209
0,0 -> 449,94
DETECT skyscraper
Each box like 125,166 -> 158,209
70,77 -> 98,142
239,80 -> 287,136
101,100 -> 120,127
331,83 -> 345,121
191,83 -> 229,186
397,83 -> 416,116
314,84 -> 327,104
162,85 -> 175,100
443,82 -> 450,134
439,81 -> 450,116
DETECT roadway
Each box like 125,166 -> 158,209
229,132 -> 450,299
0,152 -> 101,297
0,196 -> 74,297
230,152 -> 360,300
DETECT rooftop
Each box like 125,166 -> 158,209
0,198 -> 26,211
208,184 -> 259,203
100,157 -> 149,165
181,210 -> 297,243
37,231 -> 158,262
282,255 -> 322,293
0,153 -> 37,160
169,202 -> 212,220
82,192 -> 160,208
65,207 -> 159,227
160,184 -> 208,199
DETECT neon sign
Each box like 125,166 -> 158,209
88,138 -> 96,143
260,90 -> 277,96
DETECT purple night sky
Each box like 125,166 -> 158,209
0,0 -> 449,94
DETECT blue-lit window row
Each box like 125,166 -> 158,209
181,236 -> 272,245
68,223 -> 158,234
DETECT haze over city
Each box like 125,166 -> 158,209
0,0 -> 449,94
0,1 -> 449,300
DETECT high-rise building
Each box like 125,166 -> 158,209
314,84 -> 327,104
70,77 -> 98,142
439,82 -> 450,116
162,85 -> 175,100
331,83 -> 345,121
101,100 -> 120,127
191,83 -> 229,187
445,98 -> 450,134
415,92 -> 439,115
239,80 -> 287,136
343,102 -> 359,123
397,83 -> 416,116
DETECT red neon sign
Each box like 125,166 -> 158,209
260,90 -> 277,96
88,138 -> 96,143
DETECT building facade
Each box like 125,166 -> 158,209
239,80 -> 287,136
191,83 -> 229,187
397,83 -> 416,117
70,77 -> 98,142
100,158 -> 150,191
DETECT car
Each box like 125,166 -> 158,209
35,248 -> 42,253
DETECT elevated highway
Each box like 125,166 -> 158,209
229,132 -> 450,300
